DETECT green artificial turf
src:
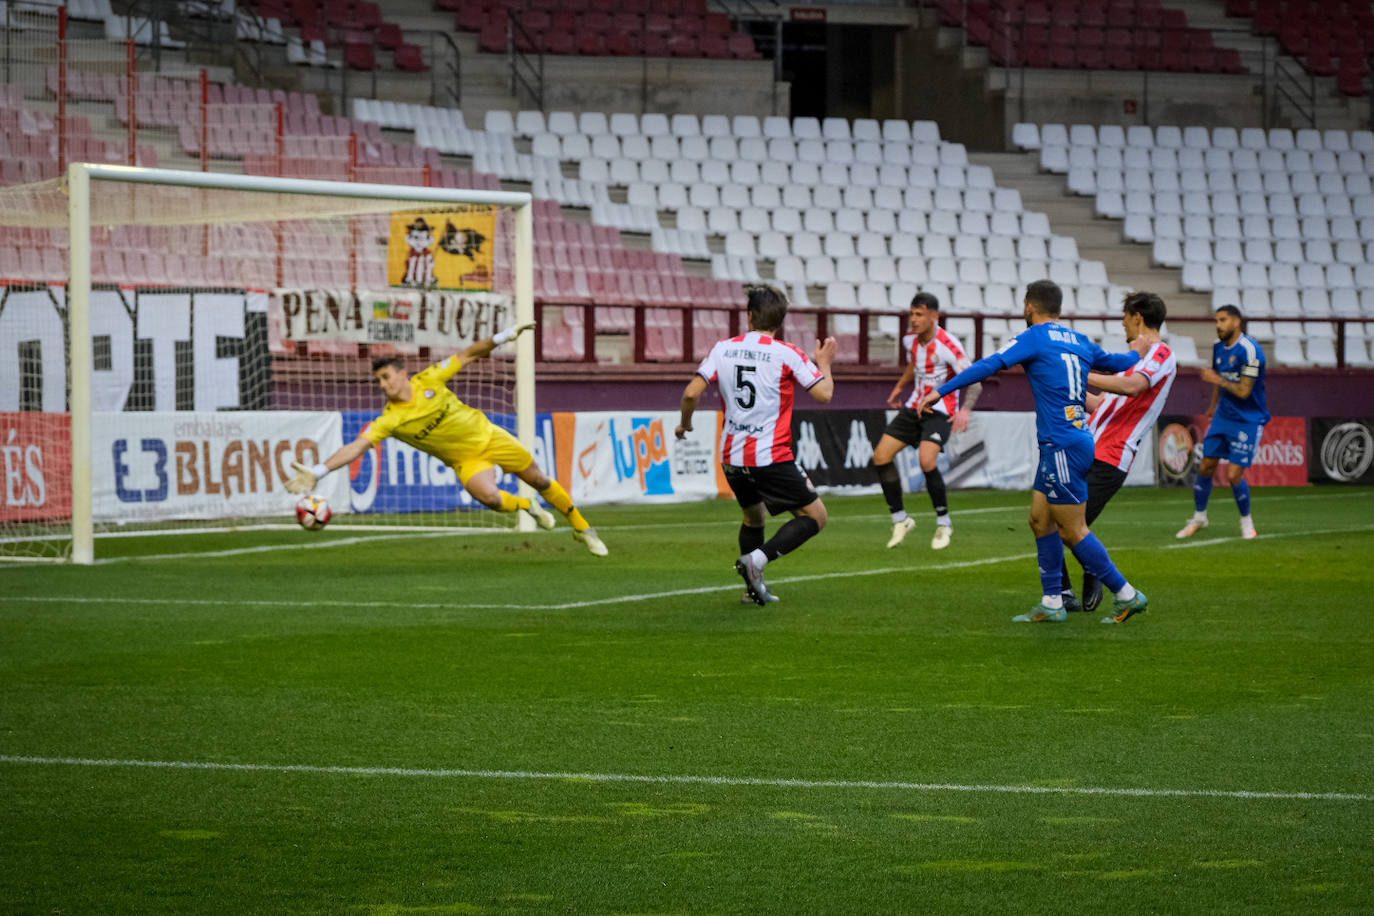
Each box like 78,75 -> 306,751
2,486 -> 1372,914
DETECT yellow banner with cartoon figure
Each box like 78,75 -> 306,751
387,208 -> 496,291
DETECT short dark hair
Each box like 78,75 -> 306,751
371,355 -> 405,373
1123,291 -> 1167,329
1024,279 -> 1063,317
746,284 -> 790,332
909,291 -> 940,311
1216,304 -> 1243,321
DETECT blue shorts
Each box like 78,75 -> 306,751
1202,419 -> 1265,468
1034,440 -> 1094,505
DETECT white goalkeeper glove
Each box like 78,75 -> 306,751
285,461 -> 330,495
493,322 -> 535,345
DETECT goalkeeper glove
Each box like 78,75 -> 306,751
285,461 -> 330,495
493,322 -> 535,345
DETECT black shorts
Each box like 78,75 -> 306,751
1085,459 -> 1129,525
883,407 -> 954,449
724,461 -> 819,516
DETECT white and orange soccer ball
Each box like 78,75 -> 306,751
295,494 -> 332,530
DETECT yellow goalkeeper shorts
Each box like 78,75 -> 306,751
453,425 -> 535,486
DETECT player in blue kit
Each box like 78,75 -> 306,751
1176,304 -> 1270,540
916,280 -> 1150,624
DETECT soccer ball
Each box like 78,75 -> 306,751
295,495 -> 332,530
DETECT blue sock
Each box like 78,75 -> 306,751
1233,479 -> 1251,517
1036,533 -> 1064,599
1193,474 -> 1213,513
1069,533 -> 1127,594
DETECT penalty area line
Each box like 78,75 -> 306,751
0,754 -> 1368,803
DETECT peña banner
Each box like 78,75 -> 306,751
271,288 -> 512,350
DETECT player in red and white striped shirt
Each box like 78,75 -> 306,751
676,285 -> 837,606
1061,290 -> 1177,613
873,292 -> 981,551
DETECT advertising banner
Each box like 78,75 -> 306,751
1156,415 -> 1308,487
0,412 -> 71,522
1,285 -> 268,413
340,411 -> 554,516
271,288 -> 511,350
91,412 -> 346,523
788,410 -> 1060,493
553,410 -> 725,505
387,207 -> 496,290
1309,418 -> 1374,484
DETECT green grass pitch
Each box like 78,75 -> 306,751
2,486 -> 1373,914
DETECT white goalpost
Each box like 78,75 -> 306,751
0,163 -> 535,563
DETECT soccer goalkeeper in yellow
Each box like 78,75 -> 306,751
283,323 -> 608,556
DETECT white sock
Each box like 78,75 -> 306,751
1041,594 -> 1064,609
1192,511 -> 1208,523
936,516 -> 952,528
892,510 -> 909,524
1240,514 -> 1254,526
749,548 -> 768,568
1116,584 -> 1137,601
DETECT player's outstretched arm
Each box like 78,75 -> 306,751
675,375 -> 709,439
1087,370 -> 1149,397
284,435 -> 373,494
453,322 -> 536,368
808,337 -> 837,403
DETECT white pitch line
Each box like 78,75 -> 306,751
7,552 -> 1038,612
1165,524 -> 1374,550
0,754 -> 1368,803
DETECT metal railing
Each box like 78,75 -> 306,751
530,302 -> 1374,372
430,30 -> 461,109
506,9 -> 543,110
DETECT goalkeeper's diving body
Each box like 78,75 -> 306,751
284,323 -> 608,556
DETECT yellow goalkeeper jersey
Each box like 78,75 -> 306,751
362,357 -> 495,462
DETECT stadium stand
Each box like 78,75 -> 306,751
923,0 -> 1247,73
1020,120 -> 1374,366
1224,0 -> 1373,95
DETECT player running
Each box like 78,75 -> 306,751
675,284 -> 837,606
873,292 -> 981,551
1058,291 -> 1177,613
917,280 -> 1148,624
283,323 -> 608,556
1177,304 -> 1270,541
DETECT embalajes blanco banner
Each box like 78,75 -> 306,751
91,411 -> 347,523
271,288 -> 512,348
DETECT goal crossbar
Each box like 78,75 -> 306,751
63,162 -> 535,564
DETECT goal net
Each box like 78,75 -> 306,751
0,165 -> 534,563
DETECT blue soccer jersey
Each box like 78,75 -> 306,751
1212,334 -> 1270,425
937,322 -> 1140,448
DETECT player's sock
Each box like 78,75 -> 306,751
924,468 -> 949,524
1193,475 -> 1214,513
1068,532 -> 1128,594
1115,584 -> 1138,601
1232,479 -> 1252,518
1041,593 -> 1064,610
761,517 -> 821,562
498,491 -> 531,513
1036,532 -> 1065,599
739,523 -> 765,556
540,479 -> 590,532
875,461 -> 905,519
1059,556 -> 1075,595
